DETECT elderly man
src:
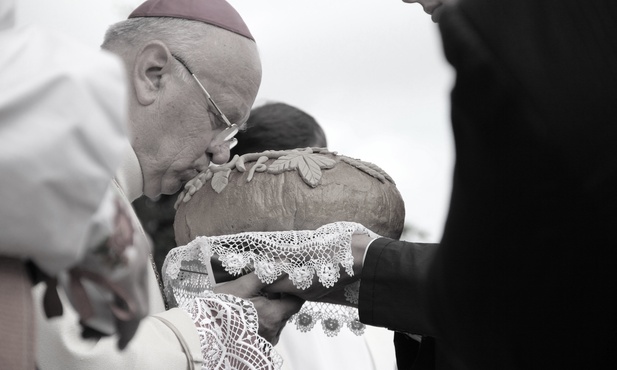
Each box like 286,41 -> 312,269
33,1 -> 299,369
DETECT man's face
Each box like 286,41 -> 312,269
402,0 -> 445,22
133,27 -> 262,199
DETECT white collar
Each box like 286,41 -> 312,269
114,147 -> 144,202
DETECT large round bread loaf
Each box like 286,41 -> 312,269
174,148 -> 405,245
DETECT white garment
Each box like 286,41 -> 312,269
276,325 -> 397,370
0,3 -> 153,365
35,149 -> 204,369
0,0 -> 15,30
0,22 -> 129,275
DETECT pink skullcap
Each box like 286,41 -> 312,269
129,0 -> 254,41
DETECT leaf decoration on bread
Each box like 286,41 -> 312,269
211,168 -> 231,193
339,156 -> 394,184
268,152 -> 336,187
175,147 -> 394,207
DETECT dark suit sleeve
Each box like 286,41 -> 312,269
419,1 -> 617,368
361,2 -> 617,367
358,238 -> 438,336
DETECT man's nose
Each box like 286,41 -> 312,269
207,141 -> 232,165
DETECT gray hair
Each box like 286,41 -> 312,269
101,17 -> 217,77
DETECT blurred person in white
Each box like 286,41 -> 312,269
30,0 -> 300,369
0,0 -> 150,368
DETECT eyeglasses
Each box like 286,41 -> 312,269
172,55 -> 239,149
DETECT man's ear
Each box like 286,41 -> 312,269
132,40 -> 172,106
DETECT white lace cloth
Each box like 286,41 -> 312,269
184,293 -> 282,370
163,222 -> 376,341
162,247 -> 281,369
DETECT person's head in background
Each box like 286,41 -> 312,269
231,102 -> 328,157
101,5 -> 262,199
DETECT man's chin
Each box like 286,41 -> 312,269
144,182 -> 176,200
162,183 -> 183,197
142,190 -> 162,201
431,5 -> 444,22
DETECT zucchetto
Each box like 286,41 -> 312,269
129,0 -> 254,41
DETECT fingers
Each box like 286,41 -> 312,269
251,294 -> 305,345
269,294 -> 305,321
213,272 -> 267,298
261,275 -> 299,295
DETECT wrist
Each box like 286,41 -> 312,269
351,234 -> 374,277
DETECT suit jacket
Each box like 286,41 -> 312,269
360,1 -> 617,369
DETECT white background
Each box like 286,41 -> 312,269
17,0 -> 455,242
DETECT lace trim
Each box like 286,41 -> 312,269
184,293 -> 282,370
291,301 -> 365,337
164,250 -> 282,369
163,222 -> 373,337
189,222 -> 362,288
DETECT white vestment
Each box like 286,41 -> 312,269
34,149 -> 204,369
0,21 -> 128,276
1,4 -> 144,367
276,325 -> 397,370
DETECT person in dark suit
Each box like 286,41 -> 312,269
265,0 -> 617,369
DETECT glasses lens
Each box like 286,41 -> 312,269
221,124 -> 238,141
212,125 -> 239,148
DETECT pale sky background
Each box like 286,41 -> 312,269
16,0 -> 455,243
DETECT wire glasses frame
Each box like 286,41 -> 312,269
172,55 -> 239,149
